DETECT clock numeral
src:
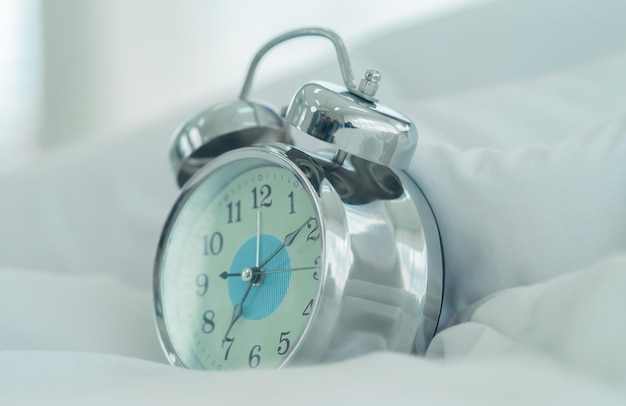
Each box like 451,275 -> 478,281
306,218 -> 319,242
287,191 -> 296,214
196,273 -> 209,296
252,185 -> 272,209
302,299 -> 314,316
202,310 -> 216,334
203,232 -> 223,256
227,200 -> 241,223
248,344 -> 262,368
222,337 -> 235,361
277,331 -> 291,356
313,256 -> 321,280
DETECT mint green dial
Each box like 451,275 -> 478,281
157,162 -> 323,370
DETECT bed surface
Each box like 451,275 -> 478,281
1,0 -> 625,403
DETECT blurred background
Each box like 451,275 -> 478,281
0,0 -> 483,171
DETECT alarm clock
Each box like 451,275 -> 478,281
153,27 -> 443,370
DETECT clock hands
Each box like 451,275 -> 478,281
258,216 -> 315,269
219,266 -> 318,280
220,216 -> 316,346
219,216 -> 315,283
222,279 -> 253,342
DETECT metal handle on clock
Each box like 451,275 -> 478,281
169,26 -> 419,188
169,27 -> 367,188
240,27 -> 377,103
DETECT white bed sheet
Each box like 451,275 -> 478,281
1,0 -> 626,403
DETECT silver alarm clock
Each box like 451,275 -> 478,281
153,27 -> 443,370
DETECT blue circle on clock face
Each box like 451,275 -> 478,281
228,234 -> 291,320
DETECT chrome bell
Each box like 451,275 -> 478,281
286,75 -> 417,169
170,99 -> 285,187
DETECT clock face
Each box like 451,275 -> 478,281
156,158 -> 323,370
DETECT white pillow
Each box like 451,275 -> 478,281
409,113 -> 626,328
427,252 -> 626,382
0,267 -> 163,361
0,118 -> 181,289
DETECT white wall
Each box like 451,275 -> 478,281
0,0 -> 41,168
35,0 -> 482,151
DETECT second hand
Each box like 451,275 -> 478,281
256,208 -> 261,267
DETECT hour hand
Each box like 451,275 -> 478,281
220,267 -> 259,281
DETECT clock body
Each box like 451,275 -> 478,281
154,144 -> 442,370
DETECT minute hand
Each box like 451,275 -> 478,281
258,216 -> 314,269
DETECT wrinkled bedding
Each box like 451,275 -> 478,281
1,0 -> 625,404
